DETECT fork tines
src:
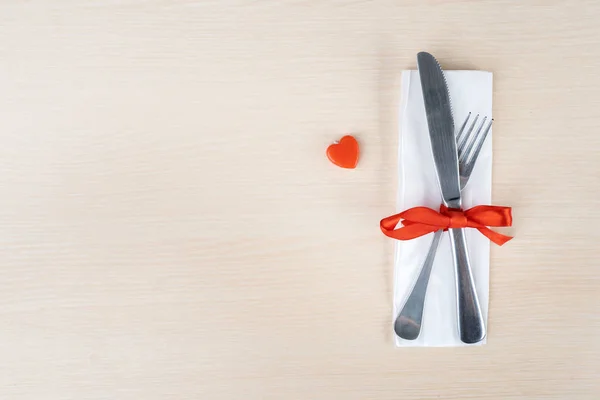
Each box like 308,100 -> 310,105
457,113 -> 493,165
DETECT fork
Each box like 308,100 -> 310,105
394,113 -> 493,341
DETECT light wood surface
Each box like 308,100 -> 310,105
1,1 -> 599,399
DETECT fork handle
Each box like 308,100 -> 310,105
448,227 -> 486,344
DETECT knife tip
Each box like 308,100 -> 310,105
417,52 -> 438,69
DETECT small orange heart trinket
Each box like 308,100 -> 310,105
327,135 -> 359,169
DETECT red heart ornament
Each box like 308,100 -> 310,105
327,135 -> 359,169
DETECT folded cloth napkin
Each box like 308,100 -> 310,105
394,70 -> 493,347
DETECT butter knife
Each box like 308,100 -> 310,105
416,52 -> 486,344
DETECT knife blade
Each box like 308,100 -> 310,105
417,51 -> 486,344
416,52 -> 461,207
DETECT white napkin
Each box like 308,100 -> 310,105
393,70 -> 493,347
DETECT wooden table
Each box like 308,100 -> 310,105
1,1 -> 599,399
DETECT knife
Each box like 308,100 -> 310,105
416,51 -> 486,344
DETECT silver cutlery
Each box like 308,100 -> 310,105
414,51 -> 487,344
394,112 -> 493,341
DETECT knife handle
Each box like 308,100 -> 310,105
448,227 -> 486,344
394,229 -> 443,340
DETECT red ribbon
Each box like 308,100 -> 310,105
380,204 -> 513,245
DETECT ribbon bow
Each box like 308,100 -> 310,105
380,204 -> 513,245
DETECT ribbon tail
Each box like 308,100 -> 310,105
476,227 -> 513,246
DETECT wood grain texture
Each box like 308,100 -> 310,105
0,0 -> 599,398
